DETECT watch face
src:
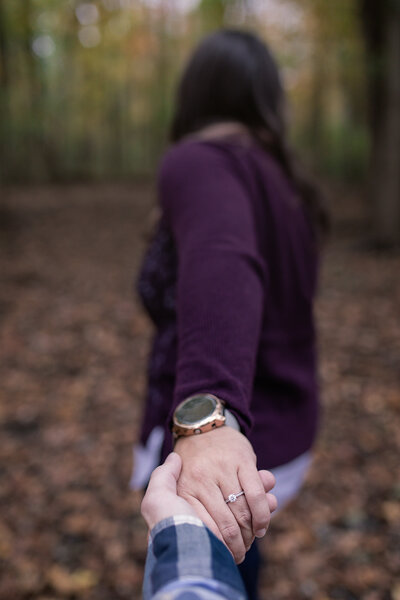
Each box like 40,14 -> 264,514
176,395 -> 217,425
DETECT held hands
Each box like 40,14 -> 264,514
141,448 -> 277,563
174,426 -> 277,564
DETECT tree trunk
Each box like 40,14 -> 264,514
0,0 -> 9,88
0,0 -> 9,174
308,38 -> 327,169
361,0 -> 400,246
371,15 -> 400,245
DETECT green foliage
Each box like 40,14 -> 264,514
295,120 -> 370,181
198,0 -> 230,29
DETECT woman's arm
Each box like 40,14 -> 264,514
160,141 -> 266,434
159,141 -> 270,563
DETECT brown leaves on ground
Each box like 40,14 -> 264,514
0,184 -> 399,600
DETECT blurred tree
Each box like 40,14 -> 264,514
0,0 -> 9,175
198,0 -> 228,30
0,0 -> 374,187
361,0 -> 400,246
0,0 -> 8,87
291,0 -> 368,179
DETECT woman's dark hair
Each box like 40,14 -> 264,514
170,29 -> 329,239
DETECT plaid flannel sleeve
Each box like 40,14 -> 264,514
143,515 -> 247,600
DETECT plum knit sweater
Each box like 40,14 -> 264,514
137,133 -> 319,469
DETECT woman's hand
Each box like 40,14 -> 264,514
174,426 -> 276,564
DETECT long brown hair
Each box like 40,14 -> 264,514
170,29 -> 329,239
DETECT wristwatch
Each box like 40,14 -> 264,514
172,394 -> 226,439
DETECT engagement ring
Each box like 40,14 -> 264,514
225,491 -> 245,503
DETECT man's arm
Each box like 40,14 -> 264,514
145,516 -> 247,600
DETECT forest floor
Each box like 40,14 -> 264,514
0,183 -> 399,600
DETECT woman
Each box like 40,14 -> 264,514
131,29 -> 328,599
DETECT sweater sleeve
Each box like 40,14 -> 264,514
159,141 -> 266,435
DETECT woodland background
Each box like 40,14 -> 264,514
0,1 -> 399,599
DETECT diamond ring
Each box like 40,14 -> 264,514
225,491 -> 245,504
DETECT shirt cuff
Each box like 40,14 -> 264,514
149,514 -> 204,541
224,408 -> 240,431
144,517 -> 246,600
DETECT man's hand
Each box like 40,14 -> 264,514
141,453 -> 198,530
174,427 -> 277,564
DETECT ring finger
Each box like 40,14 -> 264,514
196,483 -> 247,563
219,482 -> 254,552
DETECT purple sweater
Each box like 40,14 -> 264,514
137,135 -> 319,470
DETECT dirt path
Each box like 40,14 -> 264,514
0,184 -> 399,600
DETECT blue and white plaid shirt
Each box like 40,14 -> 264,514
143,515 -> 247,600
